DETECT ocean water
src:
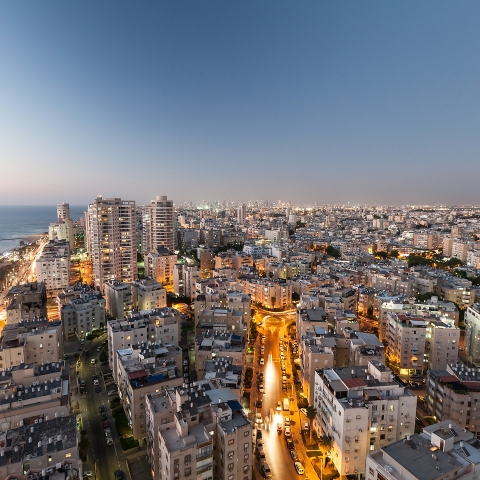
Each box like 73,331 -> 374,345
0,205 -> 86,255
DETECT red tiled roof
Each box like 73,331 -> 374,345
343,378 -> 367,388
128,370 -> 147,380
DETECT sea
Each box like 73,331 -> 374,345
0,205 -> 86,255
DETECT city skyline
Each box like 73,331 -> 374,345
1,2 -> 480,205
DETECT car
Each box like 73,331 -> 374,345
300,408 -> 308,417
255,413 -> 263,426
102,420 -> 109,429
262,462 -> 272,478
108,389 -> 118,396
80,385 -> 86,393
90,358 -> 96,365
256,429 -> 262,439
286,438 -> 294,449
276,401 -> 282,411
254,400 -> 263,408
277,423 -> 283,433
303,422 -> 309,431
97,346 -> 102,352
290,450 -> 299,461
83,470 -> 93,477
114,470 -> 126,480
101,360 -> 109,366
95,386 -> 101,393
285,416 -> 291,425
99,405 -> 107,413
259,357 -> 264,365
101,412 -> 108,421
257,451 -> 266,462
63,354 -> 69,360
285,426 -> 291,437
282,375 -> 287,382
93,374 -> 99,380
82,350 -> 89,356
294,462 -> 305,475
256,439 -> 264,451
106,436 -> 114,446
104,428 -> 111,437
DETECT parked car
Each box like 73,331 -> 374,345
106,437 -> 114,446
99,405 -> 107,413
262,462 -> 272,479
90,358 -> 96,365
101,413 -> 108,421
294,462 -> 305,475
286,438 -> 294,449
290,450 -> 299,461
285,426 -> 291,437
114,470 -> 126,480
107,389 -> 118,396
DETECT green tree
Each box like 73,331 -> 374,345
375,251 -> 388,260
271,297 -> 276,308
325,245 -> 341,259
318,435 -> 332,456
306,405 -> 317,442
389,250 -> 399,258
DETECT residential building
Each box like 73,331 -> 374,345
144,247 -> 177,286
145,382 -> 251,480
116,342 -> 183,439
366,420 -> 480,480
5,282 -> 47,325
314,360 -> 416,477
35,239 -> 70,297
425,319 -> 460,370
464,304 -> 480,365
143,195 -> 175,254
131,278 -> 167,311
86,196 -> 137,290
104,279 -> 133,318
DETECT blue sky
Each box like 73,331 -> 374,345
1,1 -> 479,205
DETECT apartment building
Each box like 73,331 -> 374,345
425,320 -> 460,370
239,277 -> 292,309
5,282 -> 47,325
0,319 -> 63,368
296,308 -> 328,341
131,278 -> 167,311
451,240 -> 475,262
194,330 -> 246,380
59,284 -> 106,339
116,342 -> 183,439
194,291 -> 251,326
108,308 -> 182,375
366,420 -> 480,480
0,361 -> 70,432
86,196 -> 137,290
314,360 -> 416,477
145,383 -> 252,480
197,246 -> 215,270
104,279 -> 133,318
35,240 -> 71,297
197,307 -> 248,335
0,415 -> 80,480
464,304 -> 480,365
144,247 -> 177,286
387,313 -> 426,373
467,250 -> 480,268
438,279 -> 474,308
143,195 -> 175,254
173,263 -> 200,299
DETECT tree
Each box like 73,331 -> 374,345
270,297 -> 276,308
325,245 -> 341,259
318,435 -> 332,456
389,250 -> 399,258
306,405 -> 317,442
375,251 -> 388,260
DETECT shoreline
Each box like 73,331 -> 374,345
0,233 -> 46,257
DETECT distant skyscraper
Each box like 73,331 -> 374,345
86,196 -> 137,291
237,203 -> 246,224
143,195 -> 175,254
57,203 -> 70,221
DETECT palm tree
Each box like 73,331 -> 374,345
306,405 -> 317,442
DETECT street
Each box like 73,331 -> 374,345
72,336 -> 130,480
252,313 -> 317,479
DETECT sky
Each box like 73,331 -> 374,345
0,1 -> 479,206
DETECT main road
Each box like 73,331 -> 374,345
252,314 -> 312,479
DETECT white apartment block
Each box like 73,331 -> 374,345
104,279 -> 133,318
107,308 -> 182,375
143,195 -> 175,254
5,282 -> 47,325
144,247 -> 177,286
239,277 -> 292,309
145,383 -> 252,480
173,263 -> 199,299
467,250 -> 480,268
451,240 -> 475,262
464,304 -> 480,365
115,342 -> 183,439
366,421 -> 480,480
60,288 -> 106,339
387,313 -> 426,373
86,196 -> 137,290
314,361 -> 416,477
425,319 -> 460,371
0,319 -> 63,368
0,361 -> 70,432
131,278 -> 167,311
35,239 -> 70,296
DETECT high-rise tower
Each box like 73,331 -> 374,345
86,196 -> 137,291
143,196 -> 175,254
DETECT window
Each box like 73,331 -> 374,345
228,463 -> 234,471
244,442 -> 249,450
228,452 -> 234,459
244,454 -> 249,462
244,430 -> 249,437
184,467 -> 191,476
380,434 -> 385,440
174,459 -> 179,468
228,439 -> 235,445
184,454 -> 191,465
